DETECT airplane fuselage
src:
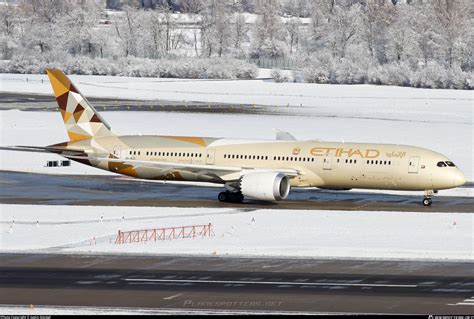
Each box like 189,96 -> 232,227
69,135 -> 466,192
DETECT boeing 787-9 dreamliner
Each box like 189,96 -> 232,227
0,69 -> 466,206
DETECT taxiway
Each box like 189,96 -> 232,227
0,253 -> 472,314
1,171 -> 473,212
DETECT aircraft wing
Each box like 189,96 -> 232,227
64,155 -> 300,177
0,145 -> 300,178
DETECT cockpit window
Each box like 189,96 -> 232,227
445,161 -> 456,167
437,161 -> 447,167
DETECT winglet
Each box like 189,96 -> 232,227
273,129 -> 297,141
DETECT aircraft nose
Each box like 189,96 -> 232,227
453,171 -> 466,187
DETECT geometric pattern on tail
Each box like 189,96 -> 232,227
46,69 -> 112,142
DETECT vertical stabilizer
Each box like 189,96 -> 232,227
46,69 -> 114,142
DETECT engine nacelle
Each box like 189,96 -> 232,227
240,171 -> 290,201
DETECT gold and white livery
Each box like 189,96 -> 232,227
1,69 -> 466,206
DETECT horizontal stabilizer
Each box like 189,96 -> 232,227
0,145 -> 85,155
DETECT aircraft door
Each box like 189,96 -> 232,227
113,145 -> 122,159
206,149 -> 216,165
408,156 -> 419,174
323,156 -> 332,170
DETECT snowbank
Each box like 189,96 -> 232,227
0,57 -> 258,80
0,204 -> 471,261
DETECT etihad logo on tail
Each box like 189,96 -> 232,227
310,147 -> 380,158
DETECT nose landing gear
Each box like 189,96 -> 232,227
422,190 -> 434,207
422,197 -> 432,207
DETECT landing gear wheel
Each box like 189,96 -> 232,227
229,192 -> 244,203
423,197 -> 432,207
218,191 -> 244,203
218,192 -> 229,202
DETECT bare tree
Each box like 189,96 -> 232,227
286,17 -> 301,54
251,0 -> 286,58
232,12 -> 249,51
198,0 -> 232,57
431,0 -> 471,68
116,5 -> 141,57
360,0 -> 394,63
0,3 -> 18,59
214,1 -> 231,57
329,3 -> 361,58
199,3 -> 216,57
386,4 -> 418,64
283,0 -> 311,17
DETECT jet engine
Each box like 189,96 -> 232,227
240,171 -> 290,201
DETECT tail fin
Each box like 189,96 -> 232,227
46,69 -> 114,142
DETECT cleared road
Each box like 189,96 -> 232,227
0,253 -> 472,314
0,170 -> 472,212
0,92 -> 270,114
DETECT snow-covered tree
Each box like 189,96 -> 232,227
231,12 -> 249,54
328,3 -> 362,59
198,0 -> 233,57
430,0 -> 471,69
250,0 -> 287,58
214,1 -> 232,57
1,0 -> 471,88
359,0 -> 394,64
385,4 -> 419,64
115,6 -> 142,57
286,17 -> 301,54
283,0 -> 311,17
0,3 -> 19,59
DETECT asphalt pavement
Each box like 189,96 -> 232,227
1,170 -> 472,212
0,253 -> 472,314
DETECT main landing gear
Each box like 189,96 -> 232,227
422,190 -> 436,207
218,191 -> 244,203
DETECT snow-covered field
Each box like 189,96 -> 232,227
0,204 -> 471,261
1,72 -> 472,108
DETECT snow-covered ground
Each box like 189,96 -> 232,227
0,204 -> 471,261
1,73 -> 472,108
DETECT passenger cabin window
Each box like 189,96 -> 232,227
437,161 -> 447,167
